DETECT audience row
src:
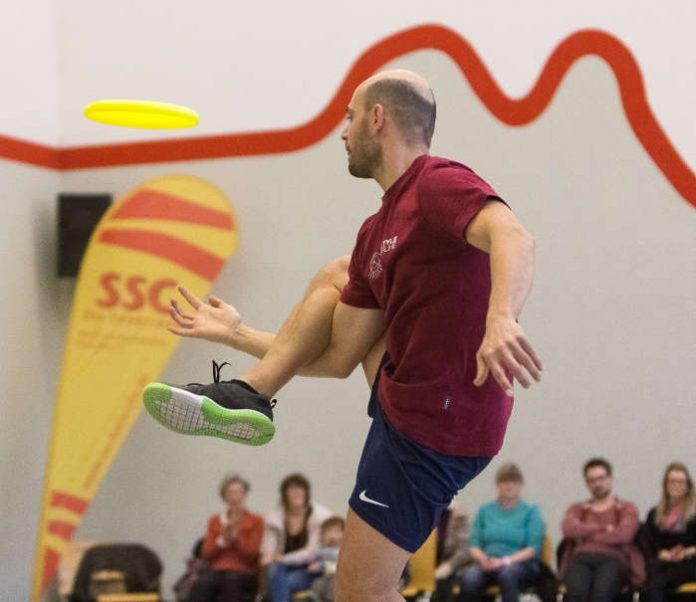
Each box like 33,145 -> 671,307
174,459 -> 696,602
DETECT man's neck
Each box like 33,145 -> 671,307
591,494 -> 615,509
373,145 -> 429,191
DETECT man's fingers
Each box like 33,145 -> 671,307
473,353 -> 488,387
177,285 -> 202,309
170,299 -> 193,319
509,345 -> 541,384
208,295 -> 223,308
476,349 -> 514,395
490,363 -> 514,396
167,326 -> 192,338
497,350 -> 528,390
518,337 -> 543,373
169,301 -> 193,323
169,306 -> 192,327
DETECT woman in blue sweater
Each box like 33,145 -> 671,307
459,463 -> 545,602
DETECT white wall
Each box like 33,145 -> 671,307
0,0 -> 60,144
0,2 -> 695,600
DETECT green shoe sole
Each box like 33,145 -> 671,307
143,382 -> 275,446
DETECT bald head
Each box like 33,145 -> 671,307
359,70 -> 436,147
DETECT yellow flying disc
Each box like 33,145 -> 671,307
84,99 -> 199,129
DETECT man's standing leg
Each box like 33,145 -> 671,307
335,509 -> 411,602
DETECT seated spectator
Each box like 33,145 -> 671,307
641,462 -> 696,602
560,457 -> 642,602
458,463 -> 545,602
262,473 -> 332,602
173,538 -> 207,602
307,516 -> 345,602
433,501 -> 469,602
189,474 -> 263,602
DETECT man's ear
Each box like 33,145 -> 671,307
370,103 -> 385,133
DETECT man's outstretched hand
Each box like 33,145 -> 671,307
168,285 -> 242,346
473,315 -> 542,396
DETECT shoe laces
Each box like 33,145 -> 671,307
212,360 -> 231,383
186,360 -> 231,387
195,360 -> 277,408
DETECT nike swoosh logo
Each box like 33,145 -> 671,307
359,489 -> 390,508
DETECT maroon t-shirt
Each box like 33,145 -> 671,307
340,155 -> 513,456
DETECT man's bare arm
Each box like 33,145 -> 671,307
465,201 -> 542,395
169,285 -> 383,380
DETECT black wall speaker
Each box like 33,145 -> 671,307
57,193 -> 112,277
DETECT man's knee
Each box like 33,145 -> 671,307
335,573 -> 399,602
335,556 -> 403,602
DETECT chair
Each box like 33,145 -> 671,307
97,594 -> 160,602
57,540 -> 110,599
673,582 -> 696,597
402,530 -> 437,600
69,543 -> 162,602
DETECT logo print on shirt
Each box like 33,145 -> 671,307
380,236 -> 398,253
368,252 -> 383,280
359,489 -> 390,508
367,235 -> 397,281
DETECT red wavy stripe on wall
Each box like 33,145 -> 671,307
0,25 -> 693,208
0,133 -> 59,169
51,491 -> 89,515
98,228 -> 225,280
112,189 -> 235,230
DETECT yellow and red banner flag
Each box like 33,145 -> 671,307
32,175 -> 237,600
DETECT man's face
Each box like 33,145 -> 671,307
341,88 -> 382,179
585,466 -> 613,500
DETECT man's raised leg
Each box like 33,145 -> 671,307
239,256 -> 351,396
143,255 -> 384,445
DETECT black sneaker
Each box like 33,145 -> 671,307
142,361 -> 276,446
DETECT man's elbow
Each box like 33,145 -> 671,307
514,224 -> 535,250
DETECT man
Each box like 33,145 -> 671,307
560,458 -> 641,602
143,69 -> 541,601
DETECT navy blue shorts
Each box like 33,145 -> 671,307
348,359 -> 491,553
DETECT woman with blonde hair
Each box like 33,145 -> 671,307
642,462 -> 696,601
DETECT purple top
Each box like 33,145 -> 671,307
341,155 -> 512,456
